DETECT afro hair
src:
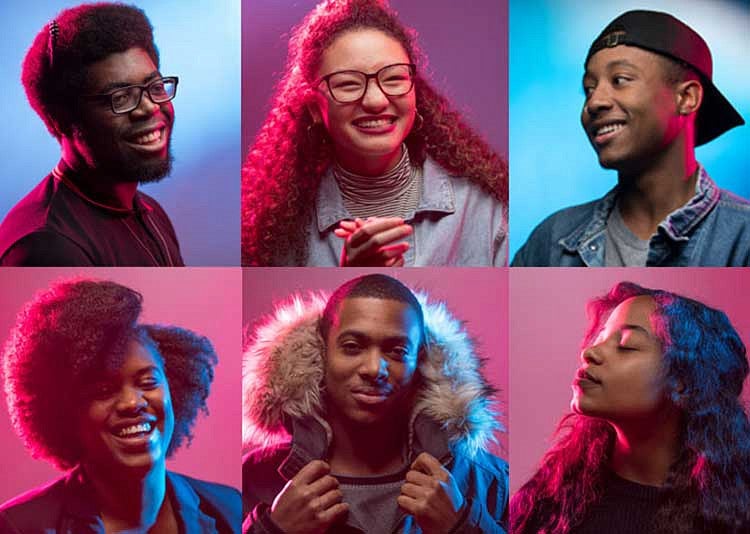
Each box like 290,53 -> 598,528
2,278 -> 217,470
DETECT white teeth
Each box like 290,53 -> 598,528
134,130 -> 162,144
116,422 -> 152,437
356,119 -> 391,128
596,123 -> 625,136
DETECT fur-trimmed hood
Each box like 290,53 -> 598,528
242,292 -> 503,462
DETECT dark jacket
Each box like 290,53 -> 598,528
512,166 -> 750,266
242,293 -> 508,533
0,162 -> 183,266
0,468 -> 241,533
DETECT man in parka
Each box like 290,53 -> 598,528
242,274 -> 508,533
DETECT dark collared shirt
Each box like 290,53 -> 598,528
0,162 -> 183,266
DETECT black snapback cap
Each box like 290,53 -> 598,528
586,10 -> 744,146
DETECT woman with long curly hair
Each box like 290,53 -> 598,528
242,0 -> 508,266
511,282 -> 750,534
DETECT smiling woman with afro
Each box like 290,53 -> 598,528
0,278 -> 241,533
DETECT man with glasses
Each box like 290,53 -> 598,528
0,3 -> 183,266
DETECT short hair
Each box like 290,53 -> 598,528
319,274 -> 425,345
2,279 -> 217,470
21,3 -> 159,140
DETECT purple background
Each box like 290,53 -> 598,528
510,268 -> 750,495
0,268 -> 241,503
242,0 -> 509,162
243,267 -> 509,456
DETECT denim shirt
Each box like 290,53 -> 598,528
308,157 -> 508,266
512,166 -> 750,266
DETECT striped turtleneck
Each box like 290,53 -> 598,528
332,145 -> 421,220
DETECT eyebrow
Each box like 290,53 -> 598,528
584,59 -> 641,80
337,330 -> 412,344
97,70 -> 162,94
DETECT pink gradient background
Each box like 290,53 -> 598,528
0,268 -> 241,503
510,268 -> 750,495
243,268 -> 509,456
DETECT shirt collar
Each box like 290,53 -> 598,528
559,164 -> 719,251
315,157 -> 456,232
59,468 -> 216,533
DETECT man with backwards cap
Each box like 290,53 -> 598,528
513,10 -> 749,267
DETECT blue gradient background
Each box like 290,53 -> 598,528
509,0 -> 750,260
0,0 -> 240,265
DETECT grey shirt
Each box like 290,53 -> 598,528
337,470 -> 406,534
604,204 -> 649,266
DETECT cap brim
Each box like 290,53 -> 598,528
696,78 -> 745,146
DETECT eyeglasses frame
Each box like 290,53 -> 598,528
82,76 -> 179,115
318,63 -> 416,103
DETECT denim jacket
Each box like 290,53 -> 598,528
308,157 -> 508,266
512,166 -> 750,266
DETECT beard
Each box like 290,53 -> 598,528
118,149 -> 174,184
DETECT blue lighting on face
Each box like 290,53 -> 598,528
509,0 -> 750,259
0,0 -> 240,265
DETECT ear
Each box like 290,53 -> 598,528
676,79 -> 703,116
306,101 -> 323,125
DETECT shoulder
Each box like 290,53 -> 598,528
0,475 -> 68,532
715,188 -> 750,214
0,230 -> 91,266
168,472 -> 242,528
512,199 -> 600,266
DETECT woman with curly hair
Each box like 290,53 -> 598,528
242,0 -> 508,266
0,279 -> 240,533
510,282 -> 750,534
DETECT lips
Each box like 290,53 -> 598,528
352,115 -> 397,134
351,386 -> 393,405
574,368 -> 601,385
123,123 -> 169,153
589,119 -> 626,145
110,418 -> 156,439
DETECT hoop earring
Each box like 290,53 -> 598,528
413,112 -> 424,132
306,121 -> 328,144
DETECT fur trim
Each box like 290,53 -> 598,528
242,291 -> 503,459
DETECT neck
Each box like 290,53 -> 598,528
61,141 -> 138,209
616,132 -> 698,240
609,408 -> 681,487
83,461 -> 168,532
327,415 -> 408,476
335,146 -> 404,177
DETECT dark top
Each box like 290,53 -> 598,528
0,468 -> 241,533
571,472 -> 660,534
0,163 -> 183,266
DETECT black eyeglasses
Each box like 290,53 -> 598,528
319,63 -> 416,103
83,76 -> 179,114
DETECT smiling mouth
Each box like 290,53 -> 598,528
113,421 -> 154,439
592,121 -> 626,144
124,127 -> 168,151
352,117 -> 397,131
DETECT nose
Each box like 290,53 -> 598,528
583,84 -> 613,118
360,78 -> 390,110
580,341 -> 605,365
115,386 -> 148,413
131,88 -> 160,117
359,350 -> 389,381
